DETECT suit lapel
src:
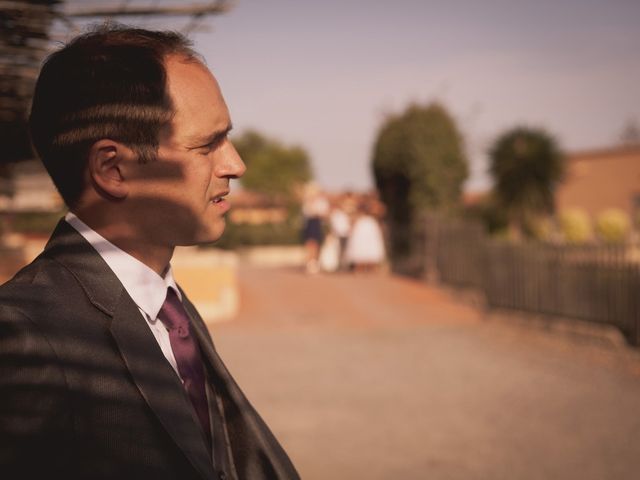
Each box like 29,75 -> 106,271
182,297 -> 301,480
182,301 -> 239,477
45,220 -> 215,480
109,294 -> 214,480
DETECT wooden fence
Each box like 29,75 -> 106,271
426,216 -> 640,346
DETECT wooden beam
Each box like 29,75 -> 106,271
63,1 -> 234,19
0,1 -> 60,13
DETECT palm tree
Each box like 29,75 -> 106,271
489,127 -> 564,238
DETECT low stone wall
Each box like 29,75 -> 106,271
236,245 -> 306,268
172,247 -> 239,324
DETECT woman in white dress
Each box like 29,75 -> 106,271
345,203 -> 385,272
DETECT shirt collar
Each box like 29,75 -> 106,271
65,211 -> 181,320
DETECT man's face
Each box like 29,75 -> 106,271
127,55 -> 245,246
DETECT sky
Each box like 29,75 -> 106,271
70,0 -> 640,193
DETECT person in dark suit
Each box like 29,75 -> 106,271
0,26 -> 300,480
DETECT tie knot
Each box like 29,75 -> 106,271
158,288 -> 190,337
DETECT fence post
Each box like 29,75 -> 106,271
423,213 -> 440,283
632,267 -> 640,346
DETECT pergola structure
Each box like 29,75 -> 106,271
0,0 -> 233,169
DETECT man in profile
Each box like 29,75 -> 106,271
0,26 -> 299,480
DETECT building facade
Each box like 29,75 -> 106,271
555,145 -> 640,221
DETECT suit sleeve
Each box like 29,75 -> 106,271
0,306 -> 72,476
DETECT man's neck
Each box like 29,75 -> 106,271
112,238 -> 174,277
71,209 -> 174,277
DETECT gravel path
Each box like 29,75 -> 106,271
209,266 -> 640,480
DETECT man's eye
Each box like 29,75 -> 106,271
198,137 -> 225,154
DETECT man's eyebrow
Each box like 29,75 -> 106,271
191,124 -> 233,148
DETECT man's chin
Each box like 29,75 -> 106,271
174,224 -> 225,247
196,223 -> 226,245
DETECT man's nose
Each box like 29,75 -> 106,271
215,141 -> 246,178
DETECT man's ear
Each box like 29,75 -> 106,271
87,139 -> 135,200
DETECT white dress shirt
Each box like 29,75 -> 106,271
65,212 -> 181,378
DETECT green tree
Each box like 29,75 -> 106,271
489,127 -> 564,238
233,130 -> 312,199
372,102 -> 468,262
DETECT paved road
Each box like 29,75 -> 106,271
209,265 -> 640,480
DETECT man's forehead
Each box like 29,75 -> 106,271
164,52 -> 207,70
161,54 -> 231,143
169,62 -> 226,109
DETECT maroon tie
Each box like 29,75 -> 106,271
158,288 -> 211,446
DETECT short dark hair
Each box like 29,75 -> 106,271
29,25 -> 200,207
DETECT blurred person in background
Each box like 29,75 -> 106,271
300,182 -> 329,274
0,26 -> 299,480
345,200 -> 386,273
328,198 -> 351,271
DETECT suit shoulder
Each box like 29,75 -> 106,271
0,255 -> 87,326
0,257 -> 70,382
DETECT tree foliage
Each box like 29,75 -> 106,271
372,102 -> 468,261
489,127 -> 564,237
233,130 -> 312,199
373,102 -> 468,213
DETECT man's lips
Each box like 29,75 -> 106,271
210,191 -> 231,214
210,191 -> 230,204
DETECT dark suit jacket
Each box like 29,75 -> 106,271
0,220 -> 300,480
